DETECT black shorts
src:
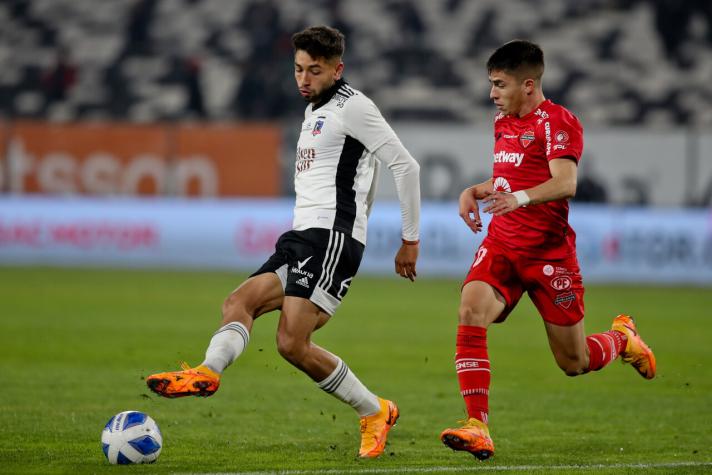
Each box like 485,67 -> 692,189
251,228 -> 364,315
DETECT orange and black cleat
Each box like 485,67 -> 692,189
358,398 -> 399,458
440,418 -> 494,460
146,362 -> 220,398
612,315 -> 656,379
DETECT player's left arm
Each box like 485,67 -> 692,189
373,138 -> 420,281
482,158 -> 577,216
343,96 -> 421,281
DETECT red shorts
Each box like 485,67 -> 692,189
463,237 -> 585,326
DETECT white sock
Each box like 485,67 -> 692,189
317,358 -> 381,417
201,322 -> 249,374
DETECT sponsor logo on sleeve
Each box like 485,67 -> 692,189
553,130 -> 569,151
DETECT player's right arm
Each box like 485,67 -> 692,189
459,178 -> 494,233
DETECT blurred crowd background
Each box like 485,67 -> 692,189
1,0 -> 712,126
1,0 -> 711,281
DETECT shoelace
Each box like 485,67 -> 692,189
360,415 -> 381,439
458,418 -> 490,434
180,361 -> 192,371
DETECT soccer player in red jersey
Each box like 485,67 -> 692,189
439,40 -> 656,460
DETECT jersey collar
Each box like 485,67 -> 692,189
519,99 -> 552,120
311,78 -> 347,111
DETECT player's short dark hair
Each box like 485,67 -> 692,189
292,26 -> 345,62
487,40 -> 544,81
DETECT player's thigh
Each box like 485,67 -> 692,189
460,280 -> 507,327
524,255 -> 585,327
223,273 -> 284,322
543,319 -> 588,372
462,238 -> 523,326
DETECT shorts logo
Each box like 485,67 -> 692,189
550,276 -> 572,290
295,276 -> 310,288
297,256 -> 312,270
337,277 -> 352,299
543,265 -> 554,276
312,119 -> 325,136
473,247 -> 488,268
554,291 -> 576,309
520,130 -> 535,148
291,257 -> 314,279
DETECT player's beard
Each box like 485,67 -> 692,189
304,80 -> 336,105
304,89 -> 324,104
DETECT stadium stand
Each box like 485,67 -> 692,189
0,0 -> 710,126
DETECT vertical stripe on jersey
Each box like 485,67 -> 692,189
334,135 -> 365,234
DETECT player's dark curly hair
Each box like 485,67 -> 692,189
487,40 -> 544,80
292,26 -> 345,61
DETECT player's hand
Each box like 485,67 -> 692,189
482,191 -> 519,216
395,242 -> 418,281
459,186 -> 488,233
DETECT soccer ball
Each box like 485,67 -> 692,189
101,410 -> 163,464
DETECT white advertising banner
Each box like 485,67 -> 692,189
374,124 -> 709,207
0,197 -> 710,284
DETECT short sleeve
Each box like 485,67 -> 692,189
542,108 -> 583,162
342,95 -> 398,152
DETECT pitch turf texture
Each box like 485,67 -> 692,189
1,267 -> 711,475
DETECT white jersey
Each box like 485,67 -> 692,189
293,79 -> 420,245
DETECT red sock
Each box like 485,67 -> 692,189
586,330 -> 627,371
455,325 -> 490,424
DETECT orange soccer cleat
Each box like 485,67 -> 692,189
358,398 -> 399,458
146,362 -> 220,398
440,418 -> 494,460
612,315 -> 656,379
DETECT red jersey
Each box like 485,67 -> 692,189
487,99 -> 583,260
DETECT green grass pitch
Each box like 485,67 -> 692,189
1,266 -> 711,474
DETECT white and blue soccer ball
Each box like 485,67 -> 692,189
101,410 -> 163,464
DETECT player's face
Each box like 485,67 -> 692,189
294,50 -> 344,104
488,70 -> 529,116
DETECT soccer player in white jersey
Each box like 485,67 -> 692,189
146,26 -> 421,458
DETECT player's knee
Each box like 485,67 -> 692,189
275,332 -> 306,365
221,292 -> 244,323
558,359 -> 588,377
458,305 -> 489,327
